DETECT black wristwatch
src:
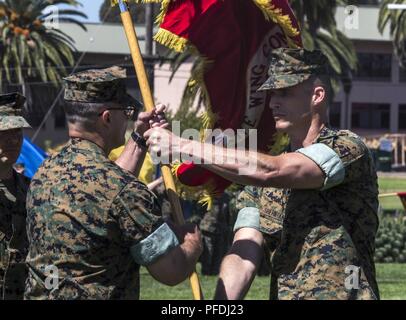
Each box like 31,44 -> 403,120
131,131 -> 147,149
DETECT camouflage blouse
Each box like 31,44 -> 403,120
25,138 -> 165,300
0,170 -> 30,300
237,126 -> 380,300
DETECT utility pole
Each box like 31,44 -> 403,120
342,72 -> 353,129
145,3 -> 154,93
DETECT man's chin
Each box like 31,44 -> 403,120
274,122 -> 292,133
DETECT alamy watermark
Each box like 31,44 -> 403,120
148,121 -> 259,175
345,265 -> 360,290
344,5 -> 359,30
44,264 -> 59,291
43,5 -> 59,30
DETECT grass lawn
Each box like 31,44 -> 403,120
140,177 -> 406,300
140,263 -> 406,300
379,177 -> 406,211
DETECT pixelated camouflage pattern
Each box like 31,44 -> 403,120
237,126 -> 379,300
0,93 -> 30,131
0,170 -> 30,300
200,193 -> 232,275
25,138 -> 164,300
63,66 -> 139,106
258,48 -> 328,91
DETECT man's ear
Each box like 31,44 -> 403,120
312,86 -> 326,106
100,110 -> 111,126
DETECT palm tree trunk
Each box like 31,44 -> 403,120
21,79 -> 31,113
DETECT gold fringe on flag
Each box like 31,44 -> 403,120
170,161 -> 221,211
111,0 -> 162,6
152,0 -> 295,205
253,0 -> 301,48
155,0 -> 172,24
154,28 -> 189,52
186,53 -> 218,137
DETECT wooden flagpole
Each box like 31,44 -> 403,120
114,0 -> 203,300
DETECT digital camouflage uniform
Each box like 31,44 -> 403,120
235,49 -> 380,300
0,93 -> 31,300
25,67 -> 178,300
199,192 -> 232,275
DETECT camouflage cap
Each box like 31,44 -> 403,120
258,48 -> 328,91
0,93 -> 31,131
63,66 -> 142,108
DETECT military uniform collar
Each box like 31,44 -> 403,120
314,125 -> 337,143
68,138 -> 107,157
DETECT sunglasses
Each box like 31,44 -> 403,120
98,106 -> 138,121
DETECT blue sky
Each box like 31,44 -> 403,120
60,0 -> 104,23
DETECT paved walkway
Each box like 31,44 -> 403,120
378,172 -> 406,179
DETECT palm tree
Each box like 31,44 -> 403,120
0,0 -> 87,107
378,0 -> 406,68
290,0 -> 358,94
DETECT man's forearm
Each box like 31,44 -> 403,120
214,229 -> 264,300
179,238 -> 203,276
115,139 -> 147,176
147,238 -> 202,286
180,139 -> 279,187
215,254 -> 257,300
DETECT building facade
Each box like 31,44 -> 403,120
21,6 -> 406,153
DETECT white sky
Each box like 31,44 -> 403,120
60,0 -> 104,23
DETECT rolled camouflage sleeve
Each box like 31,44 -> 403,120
111,181 -> 179,266
233,186 -> 261,231
297,143 -> 345,190
297,135 -> 369,190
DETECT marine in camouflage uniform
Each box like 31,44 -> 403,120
25,67 -> 201,300
0,93 -> 31,299
199,192 -> 232,275
232,48 -> 380,300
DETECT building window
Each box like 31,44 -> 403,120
352,103 -> 390,130
355,53 -> 392,82
400,67 -> 406,83
329,102 -> 341,129
400,105 -> 406,130
24,110 -> 46,129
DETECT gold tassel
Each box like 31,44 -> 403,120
171,160 -> 182,176
253,0 -> 300,46
197,181 -> 223,211
153,28 -> 189,52
155,0 -> 172,24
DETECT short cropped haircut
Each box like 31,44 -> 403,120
63,101 -> 116,130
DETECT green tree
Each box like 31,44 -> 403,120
0,0 -> 87,104
290,0 -> 358,93
378,0 -> 406,68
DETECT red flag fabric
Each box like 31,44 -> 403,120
398,192 -> 406,211
154,0 -> 302,199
